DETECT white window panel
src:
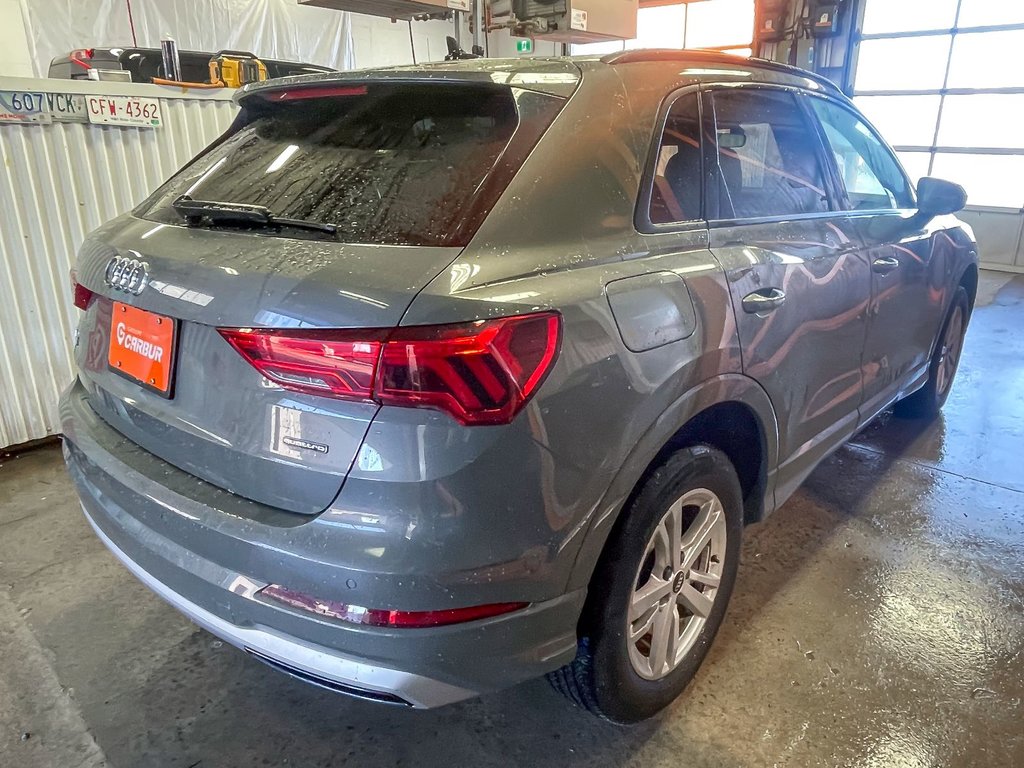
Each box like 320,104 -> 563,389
862,0 -> 958,35
896,151 -> 933,185
931,153 -> 1024,208
896,151 -> 933,184
624,5 -> 687,50
571,39 -> 626,55
685,0 -> 754,48
938,94 -> 1024,149
854,95 -> 942,147
947,29 -> 1024,88
957,0 -> 1024,28
573,1 -> 753,56
855,36 -> 952,91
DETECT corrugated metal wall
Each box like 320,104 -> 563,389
0,77 -> 237,448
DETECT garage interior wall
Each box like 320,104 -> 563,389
10,0 -> 562,74
0,0 -> 34,76
0,80 -> 238,449
754,0 -> 1024,272
17,0 -> 356,72
849,0 -> 1024,272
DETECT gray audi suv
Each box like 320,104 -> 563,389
61,50 -> 977,722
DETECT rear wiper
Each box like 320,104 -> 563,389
171,195 -> 338,236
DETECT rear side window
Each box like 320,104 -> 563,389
709,89 -> 830,220
809,99 -> 915,210
648,93 -> 703,225
137,83 -> 564,246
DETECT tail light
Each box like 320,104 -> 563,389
218,328 -> 386,400
70,49 -> 94,69
70,269 -> 95,310
218,312 -> 561,426
260,583 -> 527,628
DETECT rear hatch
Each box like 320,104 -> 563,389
71,73 -> 573,514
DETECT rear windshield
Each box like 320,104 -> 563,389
136,82 -> 565,246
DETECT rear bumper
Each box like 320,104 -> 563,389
82,505 -> 467,707
60,379 -> 585,707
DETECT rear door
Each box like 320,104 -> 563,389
807,97 -> 949,421
705,86 -> 871,502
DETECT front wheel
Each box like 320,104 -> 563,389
549,445 -> 743,723
895,285 -> 970,419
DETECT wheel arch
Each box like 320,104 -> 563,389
958,262 -> 979,311
565,373 -> 780,593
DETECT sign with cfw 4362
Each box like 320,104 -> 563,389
0,90 -> 161,128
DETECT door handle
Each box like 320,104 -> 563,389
742,288 -> 786,314
872,256 -> 900,275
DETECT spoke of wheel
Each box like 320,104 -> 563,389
677,581 -> 714,618
650,515 -> 671,573
648,604 -> 679,675
681,499 -> 721,572
941,310 -> 963,389
688,568 -> 721,588
665,500 -> 683,572
630,577 -> 672,622
948,319 -> 962,369
630,606 -> 658,642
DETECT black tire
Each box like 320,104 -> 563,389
549,445 -> 743,723
894,286 -> 970,420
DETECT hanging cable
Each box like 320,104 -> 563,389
408,20 -> 417,64
126,0 -> 138,47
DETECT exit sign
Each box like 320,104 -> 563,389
516,38 -> 532,53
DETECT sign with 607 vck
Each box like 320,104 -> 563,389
0,91 -> 51,124
0,91 -> 160,127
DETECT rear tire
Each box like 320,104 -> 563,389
549,445 -> 743,723
895,286 -> 970,420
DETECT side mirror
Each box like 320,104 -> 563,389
917,177 -> 967,218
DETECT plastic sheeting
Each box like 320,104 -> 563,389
18,0 -> 354,76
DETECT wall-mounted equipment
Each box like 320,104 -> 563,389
302,0 -> 637,45
754,0 -> 787,43
488,0 -> 637,43
298,0 -> 458,21
809,0 -> 843,38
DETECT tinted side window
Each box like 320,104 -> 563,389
810,99 -> 914,210
648,93 -> 703,224
709,89 -> 830,220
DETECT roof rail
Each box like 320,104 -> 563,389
600,48 -> 841,94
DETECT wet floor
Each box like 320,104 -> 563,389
2,272 -> 1022,768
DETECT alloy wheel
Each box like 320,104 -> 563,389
627,488 -> 728,681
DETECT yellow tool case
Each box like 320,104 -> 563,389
209,51 -> 268,88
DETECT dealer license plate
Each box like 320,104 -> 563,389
108,302 -> 177,397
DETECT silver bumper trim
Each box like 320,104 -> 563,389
82,505 -> 474,709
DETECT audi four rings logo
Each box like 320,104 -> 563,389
104,256 -> 149,295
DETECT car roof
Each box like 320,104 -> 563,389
238,57 -> 585,102
238,50 -> 845,105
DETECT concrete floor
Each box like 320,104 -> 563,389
2,273 -> 1023,768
